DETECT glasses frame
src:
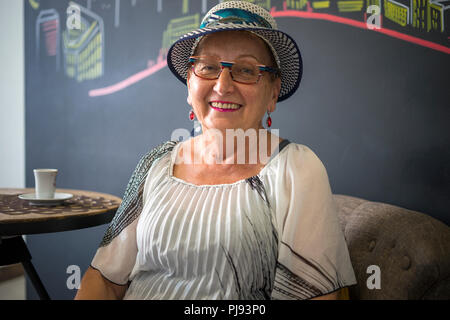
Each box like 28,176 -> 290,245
188,56 -> 279,85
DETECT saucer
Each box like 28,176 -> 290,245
18,193 -> 73,206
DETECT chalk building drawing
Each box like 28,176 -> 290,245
62,1 -> 104,82
29,0 -> 40,10
338,0 -> 365,12
162,14 -> 200,50
427,1 -> 450,32
286,0 -> 308,9
36,9 -> 60,71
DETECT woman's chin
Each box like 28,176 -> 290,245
202,120 -> 237,131
202,124 -> 265,135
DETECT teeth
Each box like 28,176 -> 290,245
211,102 -> 241,109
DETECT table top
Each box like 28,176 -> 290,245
0,188 -> 122,236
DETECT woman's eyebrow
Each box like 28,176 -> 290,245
235,54 -> 260,61
223,55 -> 265,64
197,53 -> 264,63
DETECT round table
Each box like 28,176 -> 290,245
0,188 -> 121,236
0,188 -> 122,300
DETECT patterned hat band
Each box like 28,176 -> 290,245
200,8 -> 275,29
167,1 -> 302,102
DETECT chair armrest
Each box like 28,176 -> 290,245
334,194 -> 450,300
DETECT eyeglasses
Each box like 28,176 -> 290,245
188,56 -> 279,84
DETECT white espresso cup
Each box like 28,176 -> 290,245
34,169 -> 58,199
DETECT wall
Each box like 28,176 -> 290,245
0,0 -> 25,188
0,0 -> 26,301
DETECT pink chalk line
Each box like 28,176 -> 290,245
89,51 -> 167,97
88,8 -> 449,98
271,8 -> 450,55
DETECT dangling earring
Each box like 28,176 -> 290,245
189,109 -> 195,121
266,111 -> 272,128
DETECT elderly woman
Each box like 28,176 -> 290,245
75,1 -> 356,300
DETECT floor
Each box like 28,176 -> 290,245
0,264 -> 26,300
0,275 -> 25,300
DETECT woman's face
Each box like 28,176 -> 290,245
187,31 -> 281,133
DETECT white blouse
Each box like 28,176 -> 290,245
91,140 -> 357,299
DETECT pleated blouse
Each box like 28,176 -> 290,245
91,139 -> 357,299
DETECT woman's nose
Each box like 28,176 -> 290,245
213,67 -> 235,96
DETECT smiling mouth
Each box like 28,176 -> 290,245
209,101 -> 242,112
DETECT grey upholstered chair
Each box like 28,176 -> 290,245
334,194 -> 450,300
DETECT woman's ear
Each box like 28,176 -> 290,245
269,77 -> 281,113
186,71 -> 192,106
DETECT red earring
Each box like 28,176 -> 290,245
266,111 -> 272,128
189,110 -> 195,121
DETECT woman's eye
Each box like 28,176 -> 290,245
199,64 -> 218,72
238,66 -> 255,75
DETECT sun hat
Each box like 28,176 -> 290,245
167,0 -> 302,102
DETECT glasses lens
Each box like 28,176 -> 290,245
193,58 -> 221,79
231,62 -> 259,83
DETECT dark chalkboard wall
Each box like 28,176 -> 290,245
25,0 -> 449,299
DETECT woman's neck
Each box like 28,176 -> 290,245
184,126 -> 281,166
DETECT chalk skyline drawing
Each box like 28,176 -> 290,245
29,0 -> 449,98
88,0 -> 449,98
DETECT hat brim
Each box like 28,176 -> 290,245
167,26 -> 302,103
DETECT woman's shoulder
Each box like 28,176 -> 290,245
279,141 -> 323,164
140,140 -> 178,161
133,140 -> 179,174
272,141 -> 329,179
149,139 -> 179,154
